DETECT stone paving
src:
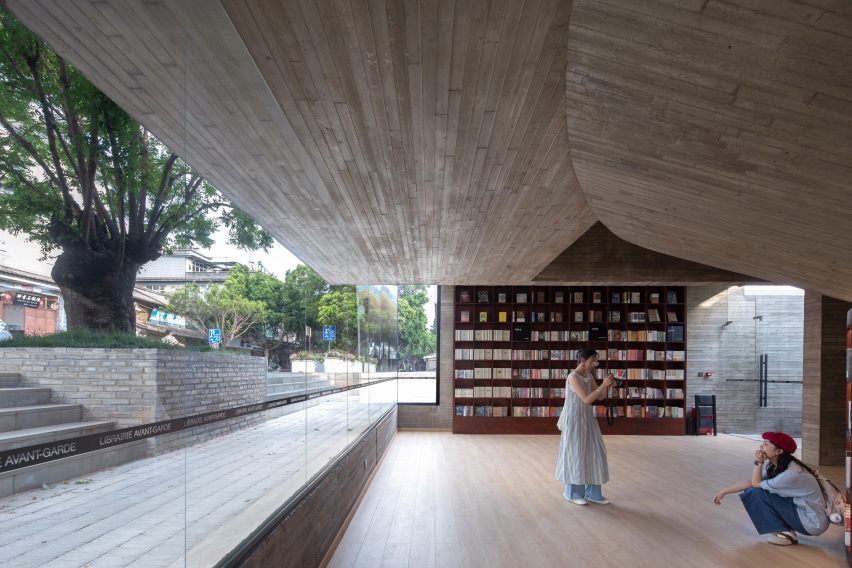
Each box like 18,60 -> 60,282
0,384 -> 396,568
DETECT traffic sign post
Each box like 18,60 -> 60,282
322,325 -> 336,351
208,328 -> 221,350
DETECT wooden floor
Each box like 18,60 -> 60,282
328,432 -> 846,568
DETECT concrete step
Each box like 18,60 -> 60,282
0,387 -> 52,407
0,404 -> 82,433
0,420 -> 116,451
0,373 -> 21,387
267,383 -> 332,396
0,439 -> 147,498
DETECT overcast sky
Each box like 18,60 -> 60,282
0,227 -> 301,280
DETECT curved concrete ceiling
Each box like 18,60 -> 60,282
5,1 -> 851,299
564,0 -> 852,300
6,0 -> 592,285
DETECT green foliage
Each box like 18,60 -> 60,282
279,264 -> 329,347
0,9 -> 272,329
0,328 -> 181,349
222,264 -> 290,354
317,286 -> 357,352
165,281 -> 264,344
398,285 -> 436,369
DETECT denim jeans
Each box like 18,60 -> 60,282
564,483 -> 604,500
739,487 -> 809,535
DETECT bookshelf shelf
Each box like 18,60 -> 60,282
845,309 -> 851,563
453,285 -> 687,435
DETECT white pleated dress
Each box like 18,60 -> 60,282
555,370 -> 609,486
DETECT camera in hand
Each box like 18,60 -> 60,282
605,372 -> 624,387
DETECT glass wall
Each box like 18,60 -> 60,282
397,285 -> 439,404
0,4 -> 403,567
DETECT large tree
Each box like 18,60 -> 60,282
165,280 -> 264,345
317,285 -> 358,353
398,285 -> 436,370
223,264 -> 295,359
0,11 -> 271,332
279,264 -> 329,349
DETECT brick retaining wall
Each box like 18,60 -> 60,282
0,348 -> 266,454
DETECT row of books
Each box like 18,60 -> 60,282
456,329 -> 676,343
455,368 -> 686,381
604,349 -> 646,361
592,405 -> 685,418
454,405 -> 512,417
458,290 -> 680,305
454,329 -> 514,341
455,387 -> 568,398
607,330 -> 668,342
607,387 -> 684,399
455,368 -> 516,379
606,349 -> 686,361
598,368 -> 685,380
456,321 -> 686,341
513,407 -> 561,417
461,309 -> 682,324
455,387 -> 684,400
455,348 -> 686,362
455,405 -> 685,418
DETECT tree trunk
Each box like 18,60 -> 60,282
52,246 -> 139,333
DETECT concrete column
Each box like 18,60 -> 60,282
802,293 -> 851,466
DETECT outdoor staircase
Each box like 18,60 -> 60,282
0,373 -> 146,498
266,372 -> 335,398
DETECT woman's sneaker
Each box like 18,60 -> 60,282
562,487 -> 587,505
586,496 -> 611,505
766,531 -> 797,546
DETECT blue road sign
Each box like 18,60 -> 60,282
322,325 -> 336,341
208,328 -> 221,344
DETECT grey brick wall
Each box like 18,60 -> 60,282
2,348 -> 160,426
687,285 -> 804,435
150,351 -> 266,453
0,348 -> 266,454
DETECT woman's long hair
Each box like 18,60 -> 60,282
766,452 -> 819,480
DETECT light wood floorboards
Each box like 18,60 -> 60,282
329,432 -> 845,568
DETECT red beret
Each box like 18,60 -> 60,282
762,431 -> 796,454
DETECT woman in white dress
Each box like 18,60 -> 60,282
555,348 -> 614,505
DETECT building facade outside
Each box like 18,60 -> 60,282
136,249 -> 244,296
0,265 -> 63,336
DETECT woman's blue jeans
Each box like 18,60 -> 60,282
739,487 -> 809,535
564,484 -> 604,500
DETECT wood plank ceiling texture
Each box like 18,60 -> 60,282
565,0 -> 852,301
5,1 -> 851,300
6,0 -> 591,285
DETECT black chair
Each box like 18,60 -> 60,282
694,394 -> 717,436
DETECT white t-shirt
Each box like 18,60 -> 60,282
761,462 -> 829,535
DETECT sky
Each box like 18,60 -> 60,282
0,227 -> 301,280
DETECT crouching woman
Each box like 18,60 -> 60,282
713,432 -> 829,546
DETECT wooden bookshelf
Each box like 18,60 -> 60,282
453,285 -> 687,435
846,308 -> 851,563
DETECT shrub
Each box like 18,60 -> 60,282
290,350 -> 325,362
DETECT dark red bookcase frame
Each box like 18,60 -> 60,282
452,285 -> 687,435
